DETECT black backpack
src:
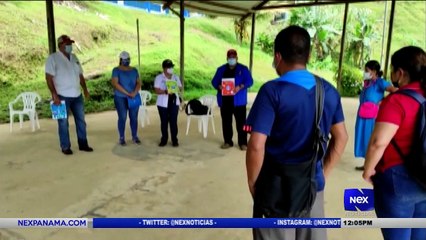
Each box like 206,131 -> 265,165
391,89 -> 426,188
253,76 -> 327,218
185,99 -> 208,115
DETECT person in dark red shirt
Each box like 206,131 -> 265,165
363,46 -> 426,240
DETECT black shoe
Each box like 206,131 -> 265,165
220,143 -> 233,149
133,138 -> 141,145
355,166 -> 365,171
172,142 -> 179,147
119,139 -> 126,146
62,148 -> 73,155
79,146 -> 94,152
158,141 -> 167,147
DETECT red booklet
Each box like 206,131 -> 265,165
221,78 -> 235,96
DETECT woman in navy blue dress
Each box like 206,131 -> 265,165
354,60 -> 397,170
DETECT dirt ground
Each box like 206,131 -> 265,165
0,94 -> 382,240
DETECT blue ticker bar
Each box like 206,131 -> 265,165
92,218 -> 342,228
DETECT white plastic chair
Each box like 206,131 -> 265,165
9,92 -> 41,132
139,90 -> 152,128
185,95 -> 216,138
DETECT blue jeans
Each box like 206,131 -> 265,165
58,95 -> 88,150
374,164 -> 426,240
157,104 -> 179,144
114,95 -> 139,140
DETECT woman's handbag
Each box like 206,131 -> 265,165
359,102 -> 379,119
127,93 -> 142,109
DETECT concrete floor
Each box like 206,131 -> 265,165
0,94 -> 382,240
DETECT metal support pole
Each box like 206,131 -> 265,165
137,19 -> 141,71
336,2 -> 349,93
383,0 -> 396,78
380,1 -> 388,67
249,13 -> 256,73
180,0 -> 185,92
46,0 -> 56,54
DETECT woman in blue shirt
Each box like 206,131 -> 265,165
354,60 -> 397,170
111,51 -> 142,146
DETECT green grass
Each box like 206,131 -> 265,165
0,1 -> 425,123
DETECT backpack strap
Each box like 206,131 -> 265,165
314,75 -> 325,132
391,139 -> 407,161
390,89 -> 426,161
397,89 -> 426,104
311,75 -> 325,180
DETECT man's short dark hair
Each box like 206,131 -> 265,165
274,25 -> 311,65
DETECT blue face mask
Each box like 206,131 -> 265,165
65,45 -> 73,54
227,58 -> 237,66
121,59 -> 130,66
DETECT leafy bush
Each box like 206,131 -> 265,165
335,64 -> 363,97
308,55 -> 336,71
86,75 -> 114,102
256,32 -> 274,55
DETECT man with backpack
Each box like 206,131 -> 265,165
245,25 -> 348,240
211,49 -> 253,151
363,46 -> 426,239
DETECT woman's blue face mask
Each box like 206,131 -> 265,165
121,59 -> 130,66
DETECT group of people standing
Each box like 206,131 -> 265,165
44,24 -> 426,240
110,52 -> 184,148
44,35 -> 253,152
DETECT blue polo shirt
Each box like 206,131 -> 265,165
246,69 -> 344,191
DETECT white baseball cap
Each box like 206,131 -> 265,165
119,51 -> 130,59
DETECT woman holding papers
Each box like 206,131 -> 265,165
211,49 -> 253,150
154,59 -> 183,147
111,51 -> 142,146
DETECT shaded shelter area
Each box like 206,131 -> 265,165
44,0 -> 398,94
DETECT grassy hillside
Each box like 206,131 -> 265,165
0,1 -> 424,123
0,1 -> 278,123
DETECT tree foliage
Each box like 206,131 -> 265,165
345,8 -> 379,68
234,19 -> 250,44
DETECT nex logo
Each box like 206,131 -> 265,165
344,188 -> 374,211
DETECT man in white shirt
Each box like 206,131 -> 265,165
154,59 -> 183,147
45,34 -> 93,155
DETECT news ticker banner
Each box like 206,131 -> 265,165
1,218 -> 426,229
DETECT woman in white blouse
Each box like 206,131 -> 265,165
154,59 -> 183,147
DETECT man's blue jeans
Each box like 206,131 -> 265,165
374,164 -> 426,240
114,95 -> 139,140
58,94 -> 88,150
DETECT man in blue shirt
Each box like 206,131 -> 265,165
211,49 -> 253,150
246,26 -> 348,240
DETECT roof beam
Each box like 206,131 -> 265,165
257,0 -> 379,10
162,0 -> 180,18
169,7 -> 181,18
162,0 -> 177,10
183,2 -> 244,17
199,1 -> 249,13
240,0 -> 270,21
